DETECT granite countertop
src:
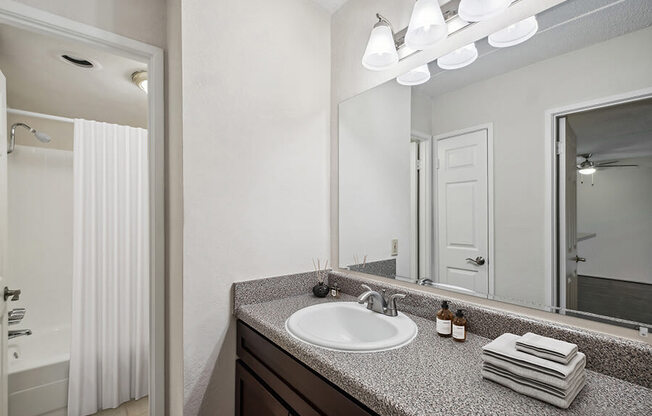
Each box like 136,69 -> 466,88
235,294 -> 652,416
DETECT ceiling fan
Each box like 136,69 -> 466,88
576,153 -> 638,175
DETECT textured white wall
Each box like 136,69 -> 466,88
339,81 -> 411,275
429,27 -> 652,306
577,156 -> 652,284
181,0 -> 330,414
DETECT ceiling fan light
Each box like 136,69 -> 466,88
578,167 -> 596,175
397,64 -> 431,86
437,43 -> 478,70
405,0 -> 448,51
458,0 -> 512,22
488,16 -> 539,48
362,22 -> 399,71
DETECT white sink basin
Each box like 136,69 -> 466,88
285,302 -> 418,353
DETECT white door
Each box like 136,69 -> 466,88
0,69 -> 9,416
436,129 -> 489,294
558,117 -> 579,311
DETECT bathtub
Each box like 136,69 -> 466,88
8,326 -> 70,416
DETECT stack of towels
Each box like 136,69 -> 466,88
481,333 -> 586,409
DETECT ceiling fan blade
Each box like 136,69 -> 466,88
598,165 -> 638,168
595,160 -> 619,166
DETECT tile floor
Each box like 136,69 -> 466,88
89,397 -> 148,416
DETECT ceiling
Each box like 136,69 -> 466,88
0,24 -> 148,128
415,0 -> 652,97
311,0 -> 350,13
569,98 -> 652,161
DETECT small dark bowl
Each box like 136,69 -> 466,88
312,282 -> 329,298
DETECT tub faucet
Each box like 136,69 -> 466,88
357,284 -> 407,317
8,329 -> 32,340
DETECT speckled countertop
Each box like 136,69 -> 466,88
235,294 -> 652,416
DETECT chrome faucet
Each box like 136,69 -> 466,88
357,284 -> 407,317
8,329 -> 32,340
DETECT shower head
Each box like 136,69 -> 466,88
8,122 -> 52,154
33,130 -> 51,143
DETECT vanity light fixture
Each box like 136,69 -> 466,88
131,70 -> 148,93
405,0 -> 448,51
362,14 -> 399,71
458,0 -> 512,22
396,64 -> 431,86
488,16 -> 539,48
437,42 -> 478,70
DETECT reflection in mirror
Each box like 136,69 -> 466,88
338,0 -> 652,329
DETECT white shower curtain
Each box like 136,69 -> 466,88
68,120 -> 149,416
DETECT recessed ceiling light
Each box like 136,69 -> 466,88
131,71 -> 148,93
59,53 -> 99,69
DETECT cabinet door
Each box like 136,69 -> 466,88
236,360 -> 289,416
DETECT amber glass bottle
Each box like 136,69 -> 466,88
452,309 -> 467,342
436,301 -> 454,337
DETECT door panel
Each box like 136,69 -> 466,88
437,129 -> 489,294
558,118 -> 579,311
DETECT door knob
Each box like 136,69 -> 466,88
574,255 -> 586,263
4,287 -> 21,301
466,256 -> 486,266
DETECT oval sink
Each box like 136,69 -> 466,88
285,302 -> 418,353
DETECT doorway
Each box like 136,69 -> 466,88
554,95 -> 652,328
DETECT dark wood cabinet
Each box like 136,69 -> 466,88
236,361 -> 291,416
236,320 -> 376,416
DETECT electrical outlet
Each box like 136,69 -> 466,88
391,239 -> 398,256
640,326 -> 648,337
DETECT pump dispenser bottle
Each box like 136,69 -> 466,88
452,309 -> 467,342
436,300 -> 454,337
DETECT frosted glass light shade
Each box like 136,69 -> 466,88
488,16 -> 539,48
578,167 -> 596,175
397,64 -> 431,86
437,43 -> 478,70
405,0 -> 448,51
362,24 -> 398,71
458,0 -> 512,22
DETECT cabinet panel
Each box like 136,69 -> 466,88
237,320 -> 375,416
236,360 -> 289,416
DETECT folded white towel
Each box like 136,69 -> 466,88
482,353 -> 584,390
482,333 -> 586,379
482,368 -> 585,409
482,362 -> 584,397
516,332 -> 578,364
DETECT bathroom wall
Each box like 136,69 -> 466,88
339,81 -> 411,277
577,156 -> 652,284
180,0 -> 330,414
428,26 -> 652,306
411,91 -> 432,136
6,114 -> 73,332
14,0 -> 166,48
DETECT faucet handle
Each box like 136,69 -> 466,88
360,284 -> 372,292
385,293 -> 407,317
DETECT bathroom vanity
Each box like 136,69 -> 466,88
233,272 -> 652,416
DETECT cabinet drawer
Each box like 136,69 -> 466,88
237,320 -> 375,416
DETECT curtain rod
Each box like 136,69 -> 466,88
7,108 -> 74,124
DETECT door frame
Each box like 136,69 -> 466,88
409,130 -> 432,283
544,87 -> 652,312
0,1 -> 166,414
432,123 -> 495,297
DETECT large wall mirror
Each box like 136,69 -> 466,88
338,0 -> 652,329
